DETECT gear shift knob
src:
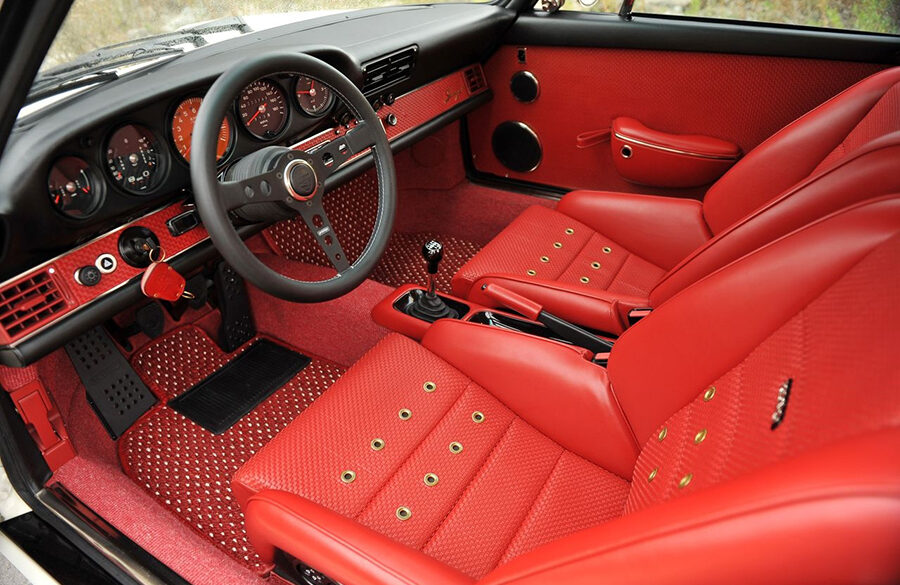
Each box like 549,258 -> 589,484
422,240 -> 443,275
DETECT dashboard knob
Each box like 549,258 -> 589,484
385,113 -> 398,127
74,265 -> 102,287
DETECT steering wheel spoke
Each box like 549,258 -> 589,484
309,122 -> 377,181
220,168 -> 286,211
288,198 -> 351,273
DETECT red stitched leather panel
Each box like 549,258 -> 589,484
119,326 -> 344,571
452,205 -> 664,298
233,333 -> 630,579
468,45 -> 883,194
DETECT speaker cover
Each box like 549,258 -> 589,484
510,71 -> 540,103
492,121 -> 542,173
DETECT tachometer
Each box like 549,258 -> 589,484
48,156 -> 100,219
238,79 -> 288,140
106,124 -> 165,194
295,76 -> 334,117
171,97 -> 233,163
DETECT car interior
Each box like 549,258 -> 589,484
0,1 -> 898,584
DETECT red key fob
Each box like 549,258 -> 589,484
140,261 -> 187,302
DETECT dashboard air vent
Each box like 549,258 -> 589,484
0,271 -> 67,341
464,65 -> 487,94
362,46 -> 417,94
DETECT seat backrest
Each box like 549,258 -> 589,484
701,66 -> 900,235
480,197 -> 900,585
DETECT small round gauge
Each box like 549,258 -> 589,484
295,76 -> 334,117
106,124 -> 165,194
48,156 -> 100,219
237,79 -> 288,140
171,97 -> 233,163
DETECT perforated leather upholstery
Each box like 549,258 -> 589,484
452,67 -> 900,315
234,197 -> 900,585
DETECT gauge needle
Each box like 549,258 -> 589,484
247,103 -> 266,125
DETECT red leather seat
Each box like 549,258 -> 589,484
454,67 -> 900,335
233,196 -> 900,585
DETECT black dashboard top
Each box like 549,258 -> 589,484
0,3 -> 512,281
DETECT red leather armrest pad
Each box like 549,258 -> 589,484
479,428 -> 900,585
557,190 -> 712,269
614,117 -> 741,158
422,320 -> 639,477
467,275 -> 645,335
245,490 -> 474,585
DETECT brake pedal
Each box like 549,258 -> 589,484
214,262 -> 256,352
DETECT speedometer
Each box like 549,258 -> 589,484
237,79 -> 288,140
106,124 -> 165,194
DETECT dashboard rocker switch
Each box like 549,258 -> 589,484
74,265 -> 102,287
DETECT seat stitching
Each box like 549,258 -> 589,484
495,449 -> 566,565
420,416 -> 518,551
352,379 -> 475,520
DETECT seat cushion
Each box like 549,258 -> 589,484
233,332 -> 630,579
451,205 -> 666,300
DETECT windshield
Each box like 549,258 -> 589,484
41,0 -> 483,73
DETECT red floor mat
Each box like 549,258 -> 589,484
263,172 -> 483,293
119,326 -> 345,571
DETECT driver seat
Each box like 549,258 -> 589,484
232,197 -> 900,585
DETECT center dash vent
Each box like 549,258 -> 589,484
464,65 -> 487,94
0,271 -> 68,342
362,46 -> 417,94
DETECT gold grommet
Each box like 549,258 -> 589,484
590,262 -> 601,270
399,408 -> 412,420
703,386 -> 716,401
658,427 -> 668,441
449,441 -> 463,453
396,506 -> 412,520
472,411 -> 485,423
565,228 -> 575,235
602,246 -> 612,254
694,429 -> 708,445
423,381 -> 436,393
648,467 -> 658,483
553,242 -> 562,249
371,438 -> 385,451
580,276 -> 590,284
678,473 -> 693,489
526,269 -> 536,276
540,256 -> 550,263
340,470 -> 356,484
423,473 -> 439,486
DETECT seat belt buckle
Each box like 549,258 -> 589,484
10,380 -> 76,471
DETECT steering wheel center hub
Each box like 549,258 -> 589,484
284,158 -> 318,201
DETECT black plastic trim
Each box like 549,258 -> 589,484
507,12 -> 900,64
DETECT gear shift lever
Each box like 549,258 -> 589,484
404,239 -> 459,321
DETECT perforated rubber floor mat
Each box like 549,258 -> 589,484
263,172 -> 482,293
118,326 -> 345,571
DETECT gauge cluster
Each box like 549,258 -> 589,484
43,73 -> 341,222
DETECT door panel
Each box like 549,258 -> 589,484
467,44 -> 885,195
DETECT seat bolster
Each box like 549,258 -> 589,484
557,190 -> 711,270
422,320 -> 639,478
478,428 -> 900,585
245,490 -> 474,585
466,274 -> 647,335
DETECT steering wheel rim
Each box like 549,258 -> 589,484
191,52 -> 396,302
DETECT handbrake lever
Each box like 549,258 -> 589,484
481,283 -> 614,354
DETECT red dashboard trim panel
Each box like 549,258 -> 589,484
0,66 -> 489,348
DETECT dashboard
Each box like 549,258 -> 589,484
0,3 -> 510,366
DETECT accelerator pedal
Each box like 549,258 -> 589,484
65,327 -> 157,439
214,262 -> 255,352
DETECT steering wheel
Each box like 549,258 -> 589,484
191,52 -> 396,302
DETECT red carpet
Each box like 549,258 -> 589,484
118,326 -> 345,572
